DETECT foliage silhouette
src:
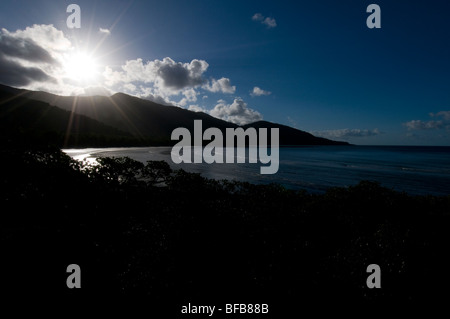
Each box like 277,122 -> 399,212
1,147 -> 450,308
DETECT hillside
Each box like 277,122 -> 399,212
0,90 -> 142,148
0,84 -> 349,146
243,121 -> 349,146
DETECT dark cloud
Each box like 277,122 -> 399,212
0,32 -> 56,64
0,53 -> 56,86
157,63 -> 195,89
0,29 -> 57,86
156,58 -> 207,90
113,57 -> 210,93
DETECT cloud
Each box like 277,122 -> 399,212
104,57 -> 248,113
0,24 -> 266,122
188,105 -> 206,112
156,58 -> 208,90
179,88 -> 198,106
105,57 -> 209,94
204,77 -> 236,94
404,120 -> 444,130
123,83 -> 137,92
7,24 -> 71,51
431,111 -> 450,121
404,111 -> 450,130
99,28 -> 111,35
0,24 -> 102,94
209,98 -> 262,125
252,13 -> 277,28
132,86 -> 173,106
0,27 -> 60,86
0,31 -> 57,64
143,93 -> 173,106
263,17 -> 277,28
312,128 -> 382,139
0,53 -> 56,86
81,86 -> 111,96
250,86 -> 271,96
252,13 -> 264,21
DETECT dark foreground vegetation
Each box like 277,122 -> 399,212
1,147 -> 450,311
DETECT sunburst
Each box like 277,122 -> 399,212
64,52 -> 99,82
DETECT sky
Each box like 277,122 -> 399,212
0,0 -> 449,145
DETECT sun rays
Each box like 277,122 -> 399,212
64,52 -> 99,83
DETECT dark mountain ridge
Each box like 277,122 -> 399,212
0,90 -> 135,148
0,84 -> 349,147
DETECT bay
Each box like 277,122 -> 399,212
63,145 -> 450,196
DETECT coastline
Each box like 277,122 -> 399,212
62,145 -> 450,196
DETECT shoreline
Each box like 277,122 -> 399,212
62,145 -> 450,197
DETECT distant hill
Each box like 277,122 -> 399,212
9,87 -> 239,140
243,121 -> 349,145
0,90 -> 140,148
0,84 -> 349,147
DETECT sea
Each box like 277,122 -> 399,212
63,145 -> 450,196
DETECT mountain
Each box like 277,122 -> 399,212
0,84 -> 349,147
8,87 -> 239,140
242,121 -> 348,145
0,89 -> 138,148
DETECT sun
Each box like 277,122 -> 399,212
64,52 -> 99,83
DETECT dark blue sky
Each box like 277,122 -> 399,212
1,0 -> 449,145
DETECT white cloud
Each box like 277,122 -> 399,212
404,120 -> 444,130
99,28 -> 111,35
312,128 -> 382,139
431,111 -> 450,121
204,77 -> 236,94
252,13 -> 277,28
209,98 -> 262,125
188,105 -> 206,112
263,17 -> 277,28
104,57 -> 209,95
250,86 -> 271,96
81,86 -> 111,96
133,85 -> 174,106
7,24 -> 71,51
252,13 -> 264,21
104,57 -> 246,113
141,92 -> 174,106
123,83 -> 137,92
404,111 -> 450,130
179,88 -> 198,106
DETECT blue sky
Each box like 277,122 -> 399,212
1,0 -> 449,145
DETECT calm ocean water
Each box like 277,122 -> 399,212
63,146 -> 450,196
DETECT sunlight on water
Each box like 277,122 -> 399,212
63,148 -> 101,165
